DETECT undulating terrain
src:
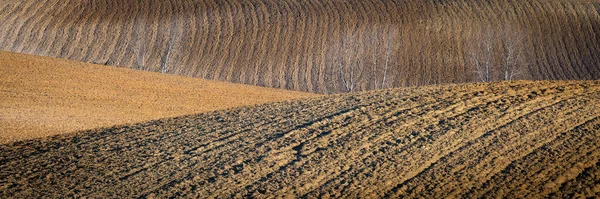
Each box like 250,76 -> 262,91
2,80 -> 599,198
0,51 -> 317,143
1,0 -> 599,93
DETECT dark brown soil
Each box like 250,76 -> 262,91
1,80 -> 600,198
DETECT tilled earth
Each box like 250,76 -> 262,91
2,81 -> 600,198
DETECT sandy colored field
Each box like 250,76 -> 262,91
1,0 -> 599,93
0,51 -> 317,143
2,80 -> 599,197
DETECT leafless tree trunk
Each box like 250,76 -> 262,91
381,31 -> 392,89
372,52 -> 378,90
469,24 -> 526,82
501,26 -> 524,81
135,18 -> 146,71
339,30 -> 364,93
469,29 -> 494,82
161,34 -> 176,74
371,25 -> 379,90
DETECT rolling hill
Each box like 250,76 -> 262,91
1,0 -> 599,93
2,80 -> 599,197
0,51 -> 317,143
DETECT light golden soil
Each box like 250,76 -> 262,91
1,80 -> 599,198
0,51 -> 317,143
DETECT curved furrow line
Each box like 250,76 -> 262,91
116,1 -> 144,67
203,0 -> 223,80
214,0 -> 235,81
574,3 -> 600,77
62,2 -> 96,60
558,3 -> 586,78
250,0 -> 269,86
14,0 -> 55,54
516,1 -> 549,79
129,90 -> 426,197
301,0 -> 318,93
474,117 -> 600,198
141,1 -> 163,70
163,0 -> 181,73
71,0 -> 104,63
146,95 -> 406,193
589,3 -> 600,67
327,86 -> 561,197
20,1 -> 56,55
2,81 -> 600,197
80,0 -> 113,62
276,0 -> 295,89
378,83 -> 593,197
236,87 -> 492,197
289,0 -> 308,91
0,0 -> 37,50
41,0 -> 75,57
174,0 -> 189,73
261,0 -> 281,88
112,98 -> 381,197
572,3 -> 597,77
61,1 -> 96,60
176,0 -> 196,76
99,1 -> 128,66
535,1 -> 561,79
86,0 -> 125,63
0,2 -> 19,26
107,0 -> 132,63
552,160 -> 600,198
192,0 -> 211,77
227,1 -> 247,84
545,2 -> 575,79
313,0 -> 329,93
269,96 -> 487,196
354,0 -> 371,91
239,0 -> 258,84
21,98 -> 340,194
391,96 -> 600,198
75,0 -> 107,61
9,1 -> 52,52
321,0 -> 340,93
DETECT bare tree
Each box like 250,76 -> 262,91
371,49 -> 379,90
500,26 -> 525,81
469,30 -> 494,82
135,18 -> 147,71
339,30 -> 364,92
339,41 -> 356,92
371,26 -> 380,90
468,24 -> 526,82
381,30 -> 393,89
161,33 -> 177,74
370,25 -> 397,90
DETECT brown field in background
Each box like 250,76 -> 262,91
0,51 -> 317,143
2,80 -> 600,197
1,0 -> 599,93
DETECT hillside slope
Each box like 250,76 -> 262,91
2,80 -> 599,197
1,0 -> 599,93
0,51 -> 317,143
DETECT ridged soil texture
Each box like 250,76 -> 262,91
2,80 -> 600,197
1,0 -> 600,93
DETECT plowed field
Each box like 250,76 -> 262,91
2,0 -> 600,93
2,80 -> 599,198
